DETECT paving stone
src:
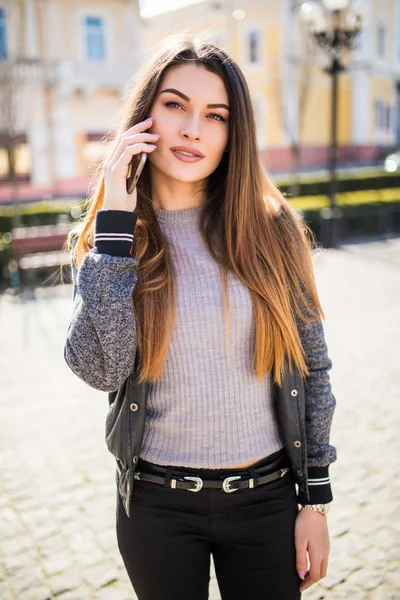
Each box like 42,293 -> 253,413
72,548 -> 106,568
83,563 -> 119,590
9,566 -> 46,595
56,590 -> 91,600
0,582 -> 14,600
48,569 -> 83,596
330,584 -> 369,599
300,589 -> 318,600
358,546 -> 388,567
0,238 -> 399,599
94,583 -> 134,600
1,535 -> 34,556
384,569 -> 400,589
36,536 -> 69,559
370,587 -> 400,600
2,550 -> 39,576
373,528 -> 399,551
347,569 -> 384,591
17,586 -> 52,600
42,555 -> 73,577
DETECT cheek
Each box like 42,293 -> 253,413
206,126 -> 228,150
208,138 -> 228,163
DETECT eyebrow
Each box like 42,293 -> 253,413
159,88 -> 230,111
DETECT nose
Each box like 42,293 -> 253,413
180,114 -> 201,141
180,129 -> 200,142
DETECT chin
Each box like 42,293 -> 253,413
162,164 -> 210,182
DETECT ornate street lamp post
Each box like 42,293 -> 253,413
299,0 -> 363,248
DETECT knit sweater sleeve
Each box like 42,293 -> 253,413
64,210 -> 139,392
295,313 -> 337,504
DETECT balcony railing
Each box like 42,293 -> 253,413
0,57 -> 138,91
0,58 -> 58,87
58,60 -> 138,90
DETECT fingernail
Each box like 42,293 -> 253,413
145,117 -> 153,122
298,570 -> 306,580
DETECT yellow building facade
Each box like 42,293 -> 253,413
0,0 -> 142,201
142,0 -> 400,172
0,0 -> 399,201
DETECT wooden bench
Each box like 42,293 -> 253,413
11,224 -> 72,286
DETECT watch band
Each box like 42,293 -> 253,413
301,503 -> 330,515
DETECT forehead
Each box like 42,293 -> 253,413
158,63 -> 228,102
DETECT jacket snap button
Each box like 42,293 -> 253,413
133,455 -> 138,464
291,389 -> 298,397
130,403 -> 139,412
294,440 -> 302,448
297,469 -> 303,476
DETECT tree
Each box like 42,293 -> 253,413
0,0 -> 25,229
280,0 -> 315,197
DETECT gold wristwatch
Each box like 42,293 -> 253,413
301,503 -> 330,515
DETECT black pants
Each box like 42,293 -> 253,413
116,449 -> 302,600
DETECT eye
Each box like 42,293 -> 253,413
164,101 -> 226,122
165,101 -> 182,110
209,113 -> 226,122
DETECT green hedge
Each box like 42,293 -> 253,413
0,198 -> 86,234
277,172 -> 400,197
1,187 -> 400,235
287,187 -> 400,211
1,194 -> 399,286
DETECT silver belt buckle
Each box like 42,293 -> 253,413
280,468 -> 289,477
184,476 -> 203,492
222,475 -> 241,493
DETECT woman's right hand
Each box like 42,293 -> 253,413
103,117 -> 159,212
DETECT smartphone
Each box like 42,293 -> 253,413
126,152 -> 147,195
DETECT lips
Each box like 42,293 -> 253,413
170,146 -> 205,158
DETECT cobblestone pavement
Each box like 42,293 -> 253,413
0,236 -> 399,600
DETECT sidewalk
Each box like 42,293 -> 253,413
0,238 -> 399,599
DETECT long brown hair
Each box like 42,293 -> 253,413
69,32 -> 325,387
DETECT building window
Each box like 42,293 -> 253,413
386,105 -> 391,130
85,16 -> 105,61
0,136 -> 31,180
375,98 -> 386,130
377,23 -> 385,58
398,10 -> 400,60
83,132 -> 110,169
0,7 -> 7,60
0,147 -> 8,177
248,30 -> 260,63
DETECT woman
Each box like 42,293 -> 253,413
65,33 -> 337,600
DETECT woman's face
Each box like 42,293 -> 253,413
147,63 -> 230,184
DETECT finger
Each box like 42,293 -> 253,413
299,555 -> 323,592
107,132 -> 159,168
295,539 -> 308,580
320,555 -> 329,579
112,143 -> 156,176
105,119 -> 154,165
308,556 -> 322,586
125,118 -> 154,136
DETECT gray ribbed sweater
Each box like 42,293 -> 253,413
64,207 -> 336,475
139,206 -> 284,467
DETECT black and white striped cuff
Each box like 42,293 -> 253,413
94,209 -> 137,257
297,466 -> 333,504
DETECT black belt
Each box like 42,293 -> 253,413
133,466 -> 291,493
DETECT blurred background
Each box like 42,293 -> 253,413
0,2 -> 399,600
0,0 -> 399,288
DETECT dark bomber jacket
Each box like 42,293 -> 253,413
64,210 -> 337,518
